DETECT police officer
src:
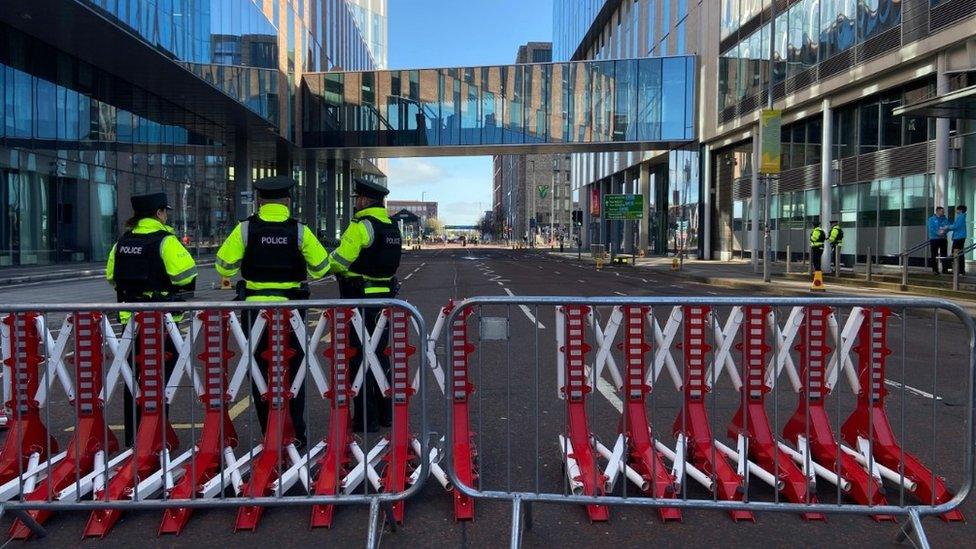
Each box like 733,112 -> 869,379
828,219 -> 844,274
215,176 -> 329,449
809,224 -> 826,272
326,178 -> 402,432
106,192 -> 198,446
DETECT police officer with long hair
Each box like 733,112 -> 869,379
325,179 -> 402,432
106,192 -> 198,445
215,176 -> 328,449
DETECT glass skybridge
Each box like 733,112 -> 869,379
303,56 -> 697,157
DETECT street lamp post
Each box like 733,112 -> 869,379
550,157 -> 556,246
528,159 -> 535,246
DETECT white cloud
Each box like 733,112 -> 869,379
386,158 -> 447,186
441,201 -> 489,225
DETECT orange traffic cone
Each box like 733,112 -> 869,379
810,270 -> 826,292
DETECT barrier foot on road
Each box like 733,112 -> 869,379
160,310 -> 238,536
310,308 -> 356,529
380,308 -> 418,525
673,305 -> 753,522
83,312 -> 179,539
841,307 -> 963,523
235,309 -> 297,532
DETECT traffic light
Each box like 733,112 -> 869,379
572,209 -> 583,225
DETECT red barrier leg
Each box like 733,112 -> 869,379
11,313 -> 117,539
311,308 -> 357,528
160,310 -> 238,535
448,303 -> 477,521
0,312 -> 58,486
672,306 -> 753,522
236,308 -> 297,531
84,311 -> 179,538
840,307 -> 963,522
729,306 -> 824,521
381,307 -> 417,524
782,306 -> 892,521
619,306 -> 680,522
560,305 -> 609,522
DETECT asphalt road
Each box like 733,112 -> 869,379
0,246 -> 971,548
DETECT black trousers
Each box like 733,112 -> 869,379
123,330 -> 177,448
244,309 -> 308,449
350,302 -> 393,430
930,238 -> 949,273
811,246 -> 823,272
952,238 -> 966,275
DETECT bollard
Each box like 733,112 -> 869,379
834,246 -> 841,279
786,245 -> 792,274
900,249 -> 909,291
866,247 -> 872,282
953,252 -> 960,291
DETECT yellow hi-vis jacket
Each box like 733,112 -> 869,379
106,217 -> 197,323
215,203 -> 328,302
327,206 -> 397,294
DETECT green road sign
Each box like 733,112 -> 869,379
603,194 -> 643,220
537,185 -> 549,198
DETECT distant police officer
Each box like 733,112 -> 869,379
828,219 -> 844,274
809,224 -> 826,272
326,178 -> 402,432
215,176 -> 329,449
106,192 -> 198,445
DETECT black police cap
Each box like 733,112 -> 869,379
353,178 -> 389,200
253,176 -> 296,199
131,192 -> 171,213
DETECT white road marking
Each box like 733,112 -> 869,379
613,291 -> 626,296
641,278 -> 648,283
555,271 -> 561,275
502,287 -> 546,329
577,279 -> 585,283
884,379 -> 943,401
404,272 -> 413,280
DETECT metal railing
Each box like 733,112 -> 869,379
950,241 -> 976,291
442,296 -> 974,548
900,240 -> 933,291
0,299 -> 429,547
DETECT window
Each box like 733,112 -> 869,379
859,101 -> 879,155
880,92 -> 902,149
858,0 -> 901,42
820,0 -> 855,59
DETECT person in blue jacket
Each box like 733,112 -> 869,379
949,205 -> 968,276
927,207 -> 950,274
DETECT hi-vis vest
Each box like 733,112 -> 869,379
113,230 -> 175,298
240,216 -> 307,283
349,214 -> 402,279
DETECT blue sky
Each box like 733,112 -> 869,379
385,0 -> 553,225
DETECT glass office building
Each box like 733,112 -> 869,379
0,0 -> 377,267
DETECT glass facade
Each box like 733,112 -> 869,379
303,56 -> 697,150
553,0 -> 608,62
0,23 -> 227,267
719,0 -> 906,114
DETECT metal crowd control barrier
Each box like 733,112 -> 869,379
0,299 -> 428,548
441,296 -> 974,548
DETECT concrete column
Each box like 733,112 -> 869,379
276,140 -> 291,178
821,98 -> 833,272
324,159 -> 337,240
232,130 -> 251,220
935,52 -> 950,209
341,160 -> 353,229
639,161 -> 650,255
702,144 -> 712,260
303,152 -> 318,232
582,182 -> 592,248
751,126 -> 760,270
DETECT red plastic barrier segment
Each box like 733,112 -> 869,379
728,306 -> 824,521
311,307 -> 356,528
381,307 -> 417,524
448,303 -> 477,521
12,312 -> 119,539
0,312 -> 58,486
619,306 -> 680,522
672,305 -> 752,522
84,311 -> 179,538
236,308 -> 297,531
782,306 -> 892,521
840,307 -> 963,522
560,305 -> 609,522
160,310 -> 238,535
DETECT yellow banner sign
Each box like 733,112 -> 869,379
760,109 -> 782,175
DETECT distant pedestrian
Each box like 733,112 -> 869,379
927,207 -> 950,274
809,224 -> 826,272
950,205 -> 968,276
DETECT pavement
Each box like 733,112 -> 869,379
0,245 -> 971,548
